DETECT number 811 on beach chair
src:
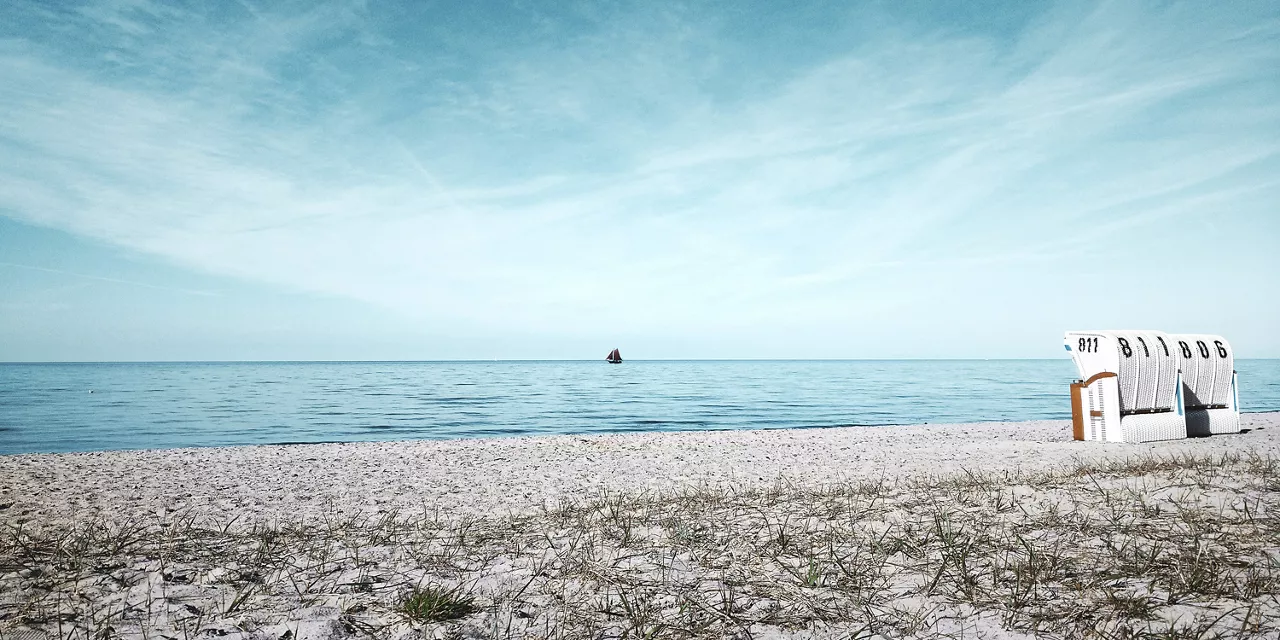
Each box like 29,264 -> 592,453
1063,331 -> 1240,443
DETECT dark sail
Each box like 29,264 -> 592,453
606,348 -> 622,363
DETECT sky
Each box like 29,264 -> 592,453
1,0 -> 1278,361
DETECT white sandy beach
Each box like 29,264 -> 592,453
3,414 -> 1280,639
4,413 -> 1279,523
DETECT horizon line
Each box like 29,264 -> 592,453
4,357 -> 1279,365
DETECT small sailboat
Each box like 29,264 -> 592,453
606,348 -> 623,364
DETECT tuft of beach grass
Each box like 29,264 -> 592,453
398,584 -> 477,624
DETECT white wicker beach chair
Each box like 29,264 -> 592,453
1063,330 -> 1186,443
1169,334 -> 1240,436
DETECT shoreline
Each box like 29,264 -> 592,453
4,412 -> 1279,523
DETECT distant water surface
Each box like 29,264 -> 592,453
2,360 -> 1278,455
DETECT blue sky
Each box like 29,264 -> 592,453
1,0 -> 1277,361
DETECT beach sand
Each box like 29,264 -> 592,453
6,413 -> 1280,523
3,413 -> 1279,639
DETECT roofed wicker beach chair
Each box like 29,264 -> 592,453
1064,330 -> 1187,443
1169,333 -> 1241,436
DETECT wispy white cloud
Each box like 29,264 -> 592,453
1,0 -> 1277,353
0,262 -> 219,296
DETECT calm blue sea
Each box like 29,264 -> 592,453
2,360 -> 1279,455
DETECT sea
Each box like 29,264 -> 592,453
2,360 -> 1279,455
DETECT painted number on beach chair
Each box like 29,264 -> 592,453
1180,339 -> 1228,359
1118,338 -> 1132,357
1077,337 -> 1100,353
